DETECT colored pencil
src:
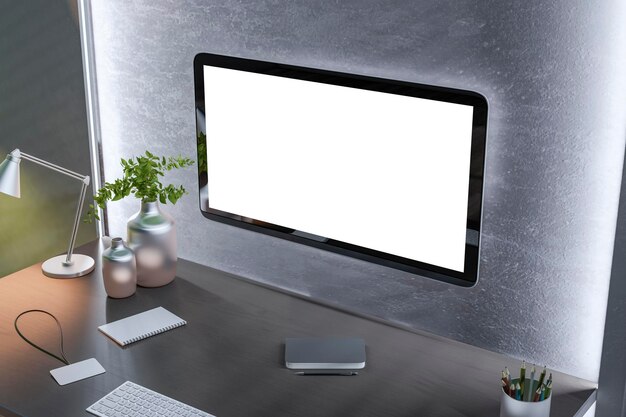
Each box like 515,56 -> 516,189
545,380 -> 553,399
537,366 -> 547,390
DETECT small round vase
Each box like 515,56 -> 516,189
102,237 -> 137,298
127,200 -> 177,287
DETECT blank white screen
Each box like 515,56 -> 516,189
204,66 -> 473,272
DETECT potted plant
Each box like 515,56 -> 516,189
87,151 -> 194,287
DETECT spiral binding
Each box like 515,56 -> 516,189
122,320 -> 187,346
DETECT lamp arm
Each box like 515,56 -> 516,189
20,152 -> 87,181
18,151 -> 91,265
65,178 -> 90,265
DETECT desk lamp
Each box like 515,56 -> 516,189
0,149 -> 95,278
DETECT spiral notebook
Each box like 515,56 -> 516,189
98,307 -> 187,346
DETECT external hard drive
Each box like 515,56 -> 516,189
285,337 -> 366,370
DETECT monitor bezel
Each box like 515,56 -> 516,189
194,53 -> 487,287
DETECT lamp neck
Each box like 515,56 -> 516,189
7,150 -> 21,164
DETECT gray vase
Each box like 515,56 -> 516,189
127,200 -> 177,287
102,237 -> 137,298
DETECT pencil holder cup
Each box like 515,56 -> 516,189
500,379 -> 551,417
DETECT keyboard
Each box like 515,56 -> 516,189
87,381 -> 215,417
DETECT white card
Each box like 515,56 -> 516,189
50,358 -> 105,386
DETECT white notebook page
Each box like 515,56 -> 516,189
98,307 -> 186,346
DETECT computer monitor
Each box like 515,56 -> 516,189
194,53 -> 487,286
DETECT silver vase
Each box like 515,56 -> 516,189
127,200 -> 177,287
102,237 -> 137,298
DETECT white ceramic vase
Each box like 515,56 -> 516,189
127,200 -> 177,287
102,237 -> 137,298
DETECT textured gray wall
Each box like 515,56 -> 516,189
0,0 -> 96,277
87,0 -> 626,382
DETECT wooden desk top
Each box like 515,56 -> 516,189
0,240 -> 596,417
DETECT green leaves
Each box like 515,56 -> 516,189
197,132 -> 207,174
84,151 -> 194,223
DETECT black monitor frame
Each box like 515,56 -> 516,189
194,53 -> 488,287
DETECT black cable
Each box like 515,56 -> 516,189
14,309 -> 70,366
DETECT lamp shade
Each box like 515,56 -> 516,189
0,149 -> 21,198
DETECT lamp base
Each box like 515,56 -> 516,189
42,254 -> 95,278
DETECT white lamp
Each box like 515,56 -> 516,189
0,149 -> 95,278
